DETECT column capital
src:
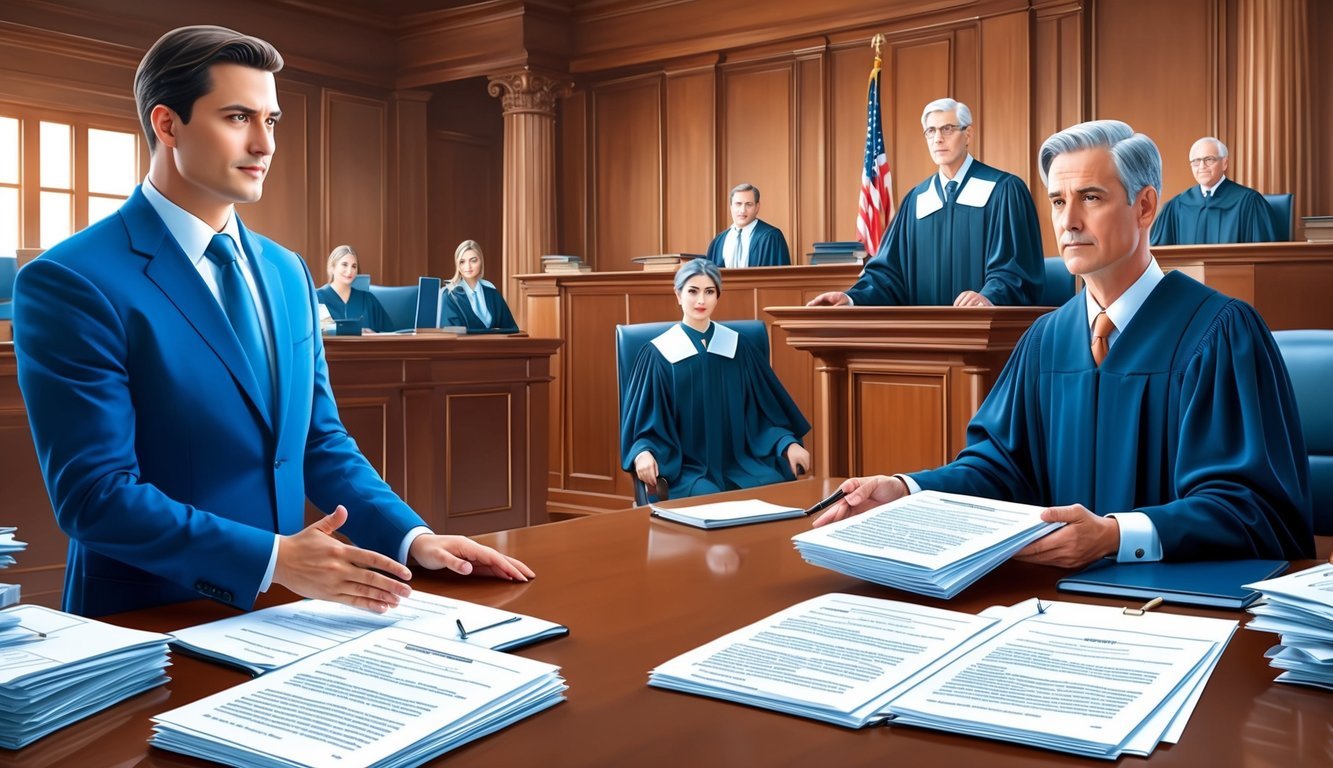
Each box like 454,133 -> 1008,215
487,70 -> 573,117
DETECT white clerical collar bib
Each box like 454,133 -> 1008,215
916,157 -> 994,218
650,322 -> 739,364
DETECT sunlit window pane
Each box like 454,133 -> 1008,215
40,122 -> 71,189
39,190 -> 71,248
88,194 -> 123,226
0,187 -> 17,257
88,128 -> 137,196
0,117 -> 17,185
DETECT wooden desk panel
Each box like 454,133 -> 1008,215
14,479 -> 1329,767
1155,242 -> 1333,330
0,335 -> 559,608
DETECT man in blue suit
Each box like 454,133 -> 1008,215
13,25 -> 533,618
704,184 -> 791,267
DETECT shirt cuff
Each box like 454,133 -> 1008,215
895,474 -> 920,494
399,526 -> 433,564
845,294 -> 855,307
259,534 -> 279,593
1107,511 -> 1163,562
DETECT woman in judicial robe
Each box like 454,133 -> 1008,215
621,258 -> 811,501
315,244 -> 394,333
440,240 -> 519,333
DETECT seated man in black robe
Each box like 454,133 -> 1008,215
1150,137 -> 1276,245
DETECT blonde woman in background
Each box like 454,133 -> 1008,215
440,240 -> 518,333
315,245 -> 394,333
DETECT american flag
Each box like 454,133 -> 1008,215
856,52 -> 893,255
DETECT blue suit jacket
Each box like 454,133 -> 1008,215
704,219 -> 791,267
13,188 -> 425,617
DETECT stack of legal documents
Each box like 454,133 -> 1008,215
0,527 -> 26,608
0,604 -> 171,749
169,590 -> 568,675
1245,562 -> 1333,690
650,499 -> 805,529
650,593 -> 1236,759
152,625 -> 565,767
791,490 -> 1062,598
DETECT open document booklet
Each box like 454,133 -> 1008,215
169,590 -> 568,676
649,593 -> 1236,759
1244,561 -> 1333,690
650,499 -> 805,529
792,490 -> 1062,598
152,624 -> 566,768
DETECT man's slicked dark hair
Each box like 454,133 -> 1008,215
134,25 -> 283,151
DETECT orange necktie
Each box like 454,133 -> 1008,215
1091,311 -> 1116,366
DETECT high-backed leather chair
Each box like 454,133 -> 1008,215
0,256 -> 17,321
1040,256 -> 1076,306
366,284 -> 420,330
616,319 -> 770,505
1263,193 -> 1294,242
1273,329 -> 1333,535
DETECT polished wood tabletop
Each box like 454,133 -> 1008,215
6,478 -> 1330,767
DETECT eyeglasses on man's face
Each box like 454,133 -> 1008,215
1189,156 -> 1221,167
923,124 -> 965,139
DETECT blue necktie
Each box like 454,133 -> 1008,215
204,234 -> 271,414
945,180 -> 959,204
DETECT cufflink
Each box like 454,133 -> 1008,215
1134,548 -> 1145,559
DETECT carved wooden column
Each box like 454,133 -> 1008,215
487,71 -> 572,322
1234,0 -> 1312,231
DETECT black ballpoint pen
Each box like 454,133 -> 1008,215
803,489 -> 847,515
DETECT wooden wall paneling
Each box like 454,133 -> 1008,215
565,291 -> 632,496
951,25 -> 980,122
428,131 -> 500,280
1031,4 -> 1087,252
445,391 -> 517,535
323,90 -> 388,285
0,23 -> 138,119
887,36 -> 954,209
1093,0 -> 1215,204
592,77 -> 663,270
0,383 -> 64,608
664,64 -> 717,255
977,12 -> 1031,191
239,83 -> 311,267
390,91 -> 431,284
827,41 -> 878,245
718,61 -> 794,252
1314,0 -> 1333,219
794,48 -> 827,261
557,89 -> 589,260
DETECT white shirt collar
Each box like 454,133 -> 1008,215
1084,257 -> 1165,340
141,178 -> 243,264
734,219 -> 758,236
938,154 -> 975,189
1199,176 -> 1226,196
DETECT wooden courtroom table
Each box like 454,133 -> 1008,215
0,334 -> 559,608
16,478 -> 1328,767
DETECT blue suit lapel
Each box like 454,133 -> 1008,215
124,191 -> 274,432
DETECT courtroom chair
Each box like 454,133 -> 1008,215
1273,329 -> 1333,535
0,256 -> 16,321
1263,193 -> 1294,242
1039,256 -> 1076,306
366,284 -> 419,330
616,319 -> 771,505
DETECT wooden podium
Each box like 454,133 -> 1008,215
766,306 -> 1051,478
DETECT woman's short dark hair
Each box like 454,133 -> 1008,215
134,25 -> 283,151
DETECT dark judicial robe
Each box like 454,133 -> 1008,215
440,280 -> 519,333
1150,178 -> 1276,246
704,219 -> 791,267
315,285 -> 394,332
621,322 -> 810,500
845,159 -> 1043,306
910,270 -> 1313,560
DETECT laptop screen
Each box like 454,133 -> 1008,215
414,276 -> 442,329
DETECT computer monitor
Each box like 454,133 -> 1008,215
414,276 -> 442,329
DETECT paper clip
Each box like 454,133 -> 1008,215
1123,596 -> 1164,616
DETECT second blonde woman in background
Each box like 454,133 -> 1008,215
440,240 -> 518,333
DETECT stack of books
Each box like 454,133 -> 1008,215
1302,216 -> 1333,242
1244,562 -> 1333,690
0,526 -> 25,608
632,253 -> 699,272
0,604 -> 171,748
790,490 -> 1062,598
805,241 -> 867,265
649,592 -> 1237,758
542,254 -> 592,273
